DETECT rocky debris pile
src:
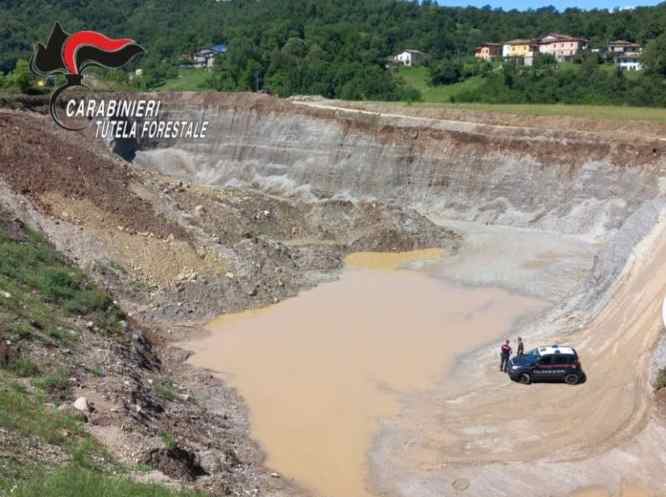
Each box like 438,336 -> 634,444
141,446 -> 206,481
126,182 -> 460,321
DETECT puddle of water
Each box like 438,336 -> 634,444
182,252 -> 545,497
345,249 -> 443,270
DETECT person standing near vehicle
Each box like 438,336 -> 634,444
517,337 -> 524,357
500,339 -> 512,372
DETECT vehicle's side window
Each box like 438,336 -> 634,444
561,355 -> 573,365
548,355 -> 560,365
538,355 -> 552,366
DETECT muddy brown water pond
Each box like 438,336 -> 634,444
182,250 -> 546,497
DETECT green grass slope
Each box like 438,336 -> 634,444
158,69 -> 212,92
398,66 -> 484,103
397,65 -> 666,122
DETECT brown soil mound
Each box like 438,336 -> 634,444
0,111 -> 187,241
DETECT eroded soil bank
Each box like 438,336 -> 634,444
180,252 -> 546,497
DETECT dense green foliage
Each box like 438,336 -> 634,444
2,0 -> 666,102
0,59 -> 38,93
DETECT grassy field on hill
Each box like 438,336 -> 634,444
158,69 -> 212,91
383,100 -> 666,123
139,63 -> 666,124
397,66 -> 484,103
395,64 -> 664,122
431,102 -> 666,122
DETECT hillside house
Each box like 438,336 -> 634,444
193,43 -> 227,68
502,39 -> 538,65
392,50 -> 428,67
616,52 -> 642,71
474,43 -> 502,61
607,40 -> 642,70
608,40 -> 641,54
538,33 -> 588,61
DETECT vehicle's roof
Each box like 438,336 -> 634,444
538,345 -> 576,355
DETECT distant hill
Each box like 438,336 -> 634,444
2,0 -> 666,100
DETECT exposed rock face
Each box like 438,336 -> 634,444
133,94 -> 666,242
198,450 -> 222,475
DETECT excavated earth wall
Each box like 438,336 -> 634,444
133,93 -> 666,244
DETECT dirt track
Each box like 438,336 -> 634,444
372,214 -> 666,497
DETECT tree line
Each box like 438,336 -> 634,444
2,0 -> 666,104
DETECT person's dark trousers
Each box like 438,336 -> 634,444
500,355 -> 509,372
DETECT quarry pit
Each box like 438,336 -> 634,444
3,93 -> 666,497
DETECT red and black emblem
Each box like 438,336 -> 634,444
31,23 -> 144,130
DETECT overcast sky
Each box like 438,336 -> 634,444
435,0 -> 662,10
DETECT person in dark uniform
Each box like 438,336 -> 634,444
517,337 -> 524,357
500,339 -> 512,372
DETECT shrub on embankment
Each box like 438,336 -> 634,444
655,368 -> 666,392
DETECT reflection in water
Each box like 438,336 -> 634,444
344,249 -> 443,270
182,252 -> 545,497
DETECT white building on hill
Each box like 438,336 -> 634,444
616,52 -> 642,71
392,49 -> 428,67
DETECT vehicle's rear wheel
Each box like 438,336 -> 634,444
564,373 -> 579,385
519,373 -> 531,385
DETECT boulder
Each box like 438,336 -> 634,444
198,450 -> 221,474
6,219 -> 26,241
58,403 -> 88,422
73,397 -> 90,413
